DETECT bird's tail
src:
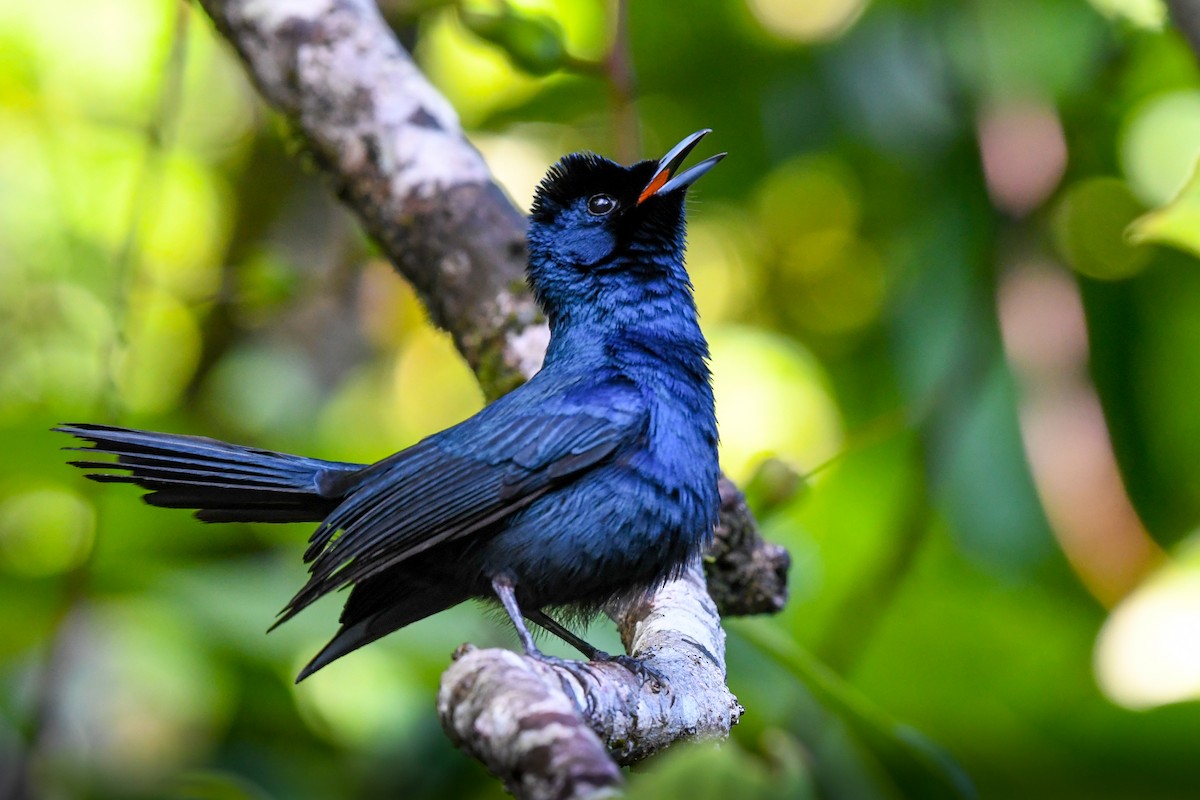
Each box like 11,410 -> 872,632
56,423 -> 365,523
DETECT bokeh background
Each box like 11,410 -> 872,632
3,0 -> 1200,797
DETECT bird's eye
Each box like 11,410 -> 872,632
586,194 -> 617,216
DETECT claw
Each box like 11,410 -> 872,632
497,582 -> 667,688
527,651 -> 599,685
594,651 -> 668,689
527,649 -> 666,689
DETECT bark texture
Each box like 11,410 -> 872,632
707,476 -> 791,617
196,1 -> 788,795
202,0 -> 544,398
440,566 -> 742,799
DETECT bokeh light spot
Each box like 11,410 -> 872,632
141,153 -> 230,299
747,0 -> 867,43
203,344 -> 319,438
0,282 -> 115,415
755,156 -> 860,249
392,326 -> 484,441
507,0 -> 608,61
116,290 -> 203,415
1127,159 -> 1200,260
9,0 -> 168,122
0,486 -> 95,576
296,647 -> 425,748
1096,542 -> 1200,709
1087,0 -> 1167,28
687,210 -> 759,324
754,157 -> 883,334
419,10 -> 541,127
1121,90 -> 1200,206
68,601 -> 230,780
977,98 -> 1067,216
1053,177 -> 1151,280
780,236 -> 885,334
55,123 -> 142,255
475,131 -> 560,213
709,326 -> 842,482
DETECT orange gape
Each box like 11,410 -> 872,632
638,169 -> 670,204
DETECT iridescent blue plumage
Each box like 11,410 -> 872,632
56,131 -> 725,681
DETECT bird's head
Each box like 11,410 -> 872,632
526,130 -> 724,324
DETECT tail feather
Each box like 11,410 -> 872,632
56,423 -> 366,523
69,461 -> 307,489
56,423 -> 462,679
296,580 -> 467,681
67,449 -> 313,481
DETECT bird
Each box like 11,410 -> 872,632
56,129 -> 725,684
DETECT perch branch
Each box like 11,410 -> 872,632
440,564 -> 742,800
196,0 -> 788,794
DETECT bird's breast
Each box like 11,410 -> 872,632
638,393 -> 720,533
475,396 -> 719,610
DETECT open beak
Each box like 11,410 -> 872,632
637,129 -> 726,205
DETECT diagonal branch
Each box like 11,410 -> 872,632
196,0 -> 788,795
1166,0 -> 1200,62
203,0 -> 544,397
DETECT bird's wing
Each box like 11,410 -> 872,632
275,378 -> 647,622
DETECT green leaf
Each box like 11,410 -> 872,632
1128,159 -> 1200,260
627,736 -> 816,800
459,5 -> 568,76
168,771 -> 274,800
732,621 -> 977,800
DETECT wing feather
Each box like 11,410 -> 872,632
276,380 -> 646,623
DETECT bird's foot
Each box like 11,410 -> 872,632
526,649 -> 666,689
592,651 -> 667,689
527,651 -> 600,685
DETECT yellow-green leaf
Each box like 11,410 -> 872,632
1128,159 -> 1200,260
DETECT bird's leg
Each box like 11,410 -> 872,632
491,577 -> 665,687
527,609 -> 605,660
528,608 -> 667,689
491,575 -> 605,687
490,575 -> 547,656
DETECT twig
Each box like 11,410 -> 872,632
604,0 -> 639,162
1166,0 -> 1200,62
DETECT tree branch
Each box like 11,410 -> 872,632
1167,0 -> 1200,63
196,0 -> 788,794
201,0 -> 544,398
707,476 -> 790,617
439,565 -> 742,800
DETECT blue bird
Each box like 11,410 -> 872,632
56,130 -> 725,682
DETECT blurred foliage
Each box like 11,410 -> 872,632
459,1 -> 571,76
3,0 -> 1200,798
1129,161 -> 1200,258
